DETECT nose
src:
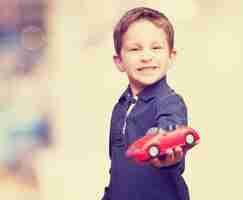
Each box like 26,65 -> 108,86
140,49 -> 153,62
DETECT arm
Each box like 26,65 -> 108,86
101,185 -> 111,200
101,107 -> 116,200
151,94 -> 188,174
101,133 -> 112,200
101,139 -> 112,200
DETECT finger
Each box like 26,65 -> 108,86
150,157 -> 164,168
174,146 -> 183,161
158,128 -> 167,135
166,149 -> 174,163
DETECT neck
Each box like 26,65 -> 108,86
129,83 -> 145,97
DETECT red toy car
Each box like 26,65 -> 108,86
126,126 -> 200,162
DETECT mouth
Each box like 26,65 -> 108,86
137,66 -> 157,72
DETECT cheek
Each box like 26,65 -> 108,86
123,55 -> 138,67
157,55 -> 171,65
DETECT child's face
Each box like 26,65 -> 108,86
114,19 -> 176,95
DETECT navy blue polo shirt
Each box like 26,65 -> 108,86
102,77 -> 189,200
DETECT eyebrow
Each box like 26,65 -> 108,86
124,41 -> 140,46
124,42 -> 141,49
151,41 -> 164,46
124,41 -> 164,48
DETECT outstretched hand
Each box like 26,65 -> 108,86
149,146 -> 184,168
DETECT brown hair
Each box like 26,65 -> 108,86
113,7 -> 175,56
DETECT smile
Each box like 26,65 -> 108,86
137,66 -> 157,71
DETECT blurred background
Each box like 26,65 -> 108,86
0,0 -> 242,199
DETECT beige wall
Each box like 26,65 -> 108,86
39,0 -> 243,199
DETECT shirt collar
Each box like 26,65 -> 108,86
118,87 -> 134,104
119,76 -> 170,103
138,76 -> 170,102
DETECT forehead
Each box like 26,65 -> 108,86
122,19 -> 167,45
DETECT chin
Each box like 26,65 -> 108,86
140,78 -> 161,86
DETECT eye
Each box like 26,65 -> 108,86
152,46 -> 163,50
128,47 -> 140,51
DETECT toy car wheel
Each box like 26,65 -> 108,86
148,145 -> 160,158
185,133 -> 195,145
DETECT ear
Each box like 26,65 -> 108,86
168,48 -> 177,66
113,55 -> 126,72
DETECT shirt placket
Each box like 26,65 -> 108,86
122,96 -> 137,135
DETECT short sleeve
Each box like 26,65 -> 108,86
155,94 -> 188,131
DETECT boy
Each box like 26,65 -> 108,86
102,7 -> 189,200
